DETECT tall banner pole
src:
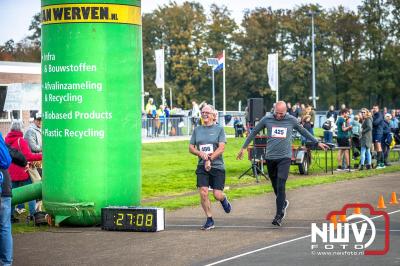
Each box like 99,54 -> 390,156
141,27 -> 144,111
212,69 -> 215,107
162,48 -> 165,105
155,48 -> 165,105
276,53 -> 279,102
223,50 -> 226,118
169,87 -> 172,108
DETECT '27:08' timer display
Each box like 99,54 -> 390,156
101,207 -> 165,232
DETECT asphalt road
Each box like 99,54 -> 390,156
13,172 -> 400,266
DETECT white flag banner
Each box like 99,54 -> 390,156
155,49 -> 164,89
267,53 -> 279,91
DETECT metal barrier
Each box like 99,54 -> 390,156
142,116 -> 193,137
141,113 -> 247,138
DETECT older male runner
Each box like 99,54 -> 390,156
237,101 -> 328,226
189,104 -> 231,230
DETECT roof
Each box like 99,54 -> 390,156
0,61 -> 41,74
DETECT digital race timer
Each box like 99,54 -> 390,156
101,207 -> 165,232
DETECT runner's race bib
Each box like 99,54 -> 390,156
199,144 -> 214,155
271,127 -> 287,138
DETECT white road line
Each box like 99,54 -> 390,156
205,209 -> 400,266
167,224 -> 310,229
167,224 -> 400,232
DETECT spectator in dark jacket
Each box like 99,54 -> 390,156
291,105 -> 299,119
372,104 -> 385,168
326,105 -> 338,121
382,114 -> 392,166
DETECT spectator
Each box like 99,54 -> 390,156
389,110 -> 399,132
382,114 -> 392,166
0,132 -> 12,266
299,103 -> 306,118
156,105 -> 166,136
351,115 -> 362,160
5,121 -> 42,221
24,112 -> 43,212
291,105 -> 299,119
336,109 -> 352,170
164,105 -> 170,133
145,98 -> 156,137
303,105 -> 315,135
287,102 -> 292,114
348,108 -> 354,122
326,105 -> 337,121
24,113 -> 42,153
383,107 -> 388,116
295,103 -> 302,118
301,114 -> 313,145
191,101 -> 201,129
357,110 -> 364,122
372,104 -> 385,169
359,108 -> 373,170
233,116 -> 244,137
323,116 -> 336,143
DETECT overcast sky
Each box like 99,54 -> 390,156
0,0 -> 361,44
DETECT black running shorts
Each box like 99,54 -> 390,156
196,165 -> 225,190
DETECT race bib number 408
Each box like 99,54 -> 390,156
271,127 -> 287,138
199,144 -> 214,154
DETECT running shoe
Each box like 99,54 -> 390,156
220,196 -> 232,213
272,214 -> 284,227
376,163 -> 386,169
282,200 -> 289,219
201,218 -> 215,230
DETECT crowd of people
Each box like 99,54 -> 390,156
322,104 -> 399,170
143,98 -> 217,138
0,113 -> 43,265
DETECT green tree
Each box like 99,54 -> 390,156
359,0 -> 390,106
27,12 -> 42,46
143,2 -> 208,108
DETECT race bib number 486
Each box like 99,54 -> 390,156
271,127 -> 287,138
199,144 -> 214,154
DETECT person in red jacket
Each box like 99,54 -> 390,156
5,121 -> 42,221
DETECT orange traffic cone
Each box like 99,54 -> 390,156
330,215 -> 338,229
377,195 -> 387,209
339,214 -> 347,222
354,204 -> 361,215
390,192 -> 399,205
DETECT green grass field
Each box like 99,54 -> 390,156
141,134 -> 400,202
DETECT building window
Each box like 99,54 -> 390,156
0,86 -> 23,121
0,86 -> 8,120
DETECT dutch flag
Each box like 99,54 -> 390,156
213,53 -> 224,72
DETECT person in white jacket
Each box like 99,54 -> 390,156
24,113 -> 42,153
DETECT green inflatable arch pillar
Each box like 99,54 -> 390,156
41,0 -> 142,225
